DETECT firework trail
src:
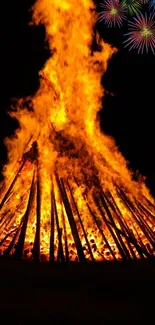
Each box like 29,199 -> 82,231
123,12 -> 155,54
148,0 -> 155,10
98,0 -> 127,27
121,0 -> 142,15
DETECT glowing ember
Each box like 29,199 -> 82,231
0,0 -> 155,262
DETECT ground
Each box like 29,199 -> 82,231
0,258 -> 155,322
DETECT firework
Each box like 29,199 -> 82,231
123,12 -> 155,54
121,0 -> 141,15
98,0 -> 127,27
148,0 -> 155,10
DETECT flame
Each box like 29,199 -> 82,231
0,0 -> 155,262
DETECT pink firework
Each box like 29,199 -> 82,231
98,0 -> 127,28
123,12 -> 155,54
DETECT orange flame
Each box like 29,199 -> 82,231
0,0 -> 155,262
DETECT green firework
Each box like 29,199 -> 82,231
121,0 -> 142,15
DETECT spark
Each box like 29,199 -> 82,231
98,0 -> 127,27
123,12 -> 155,54
121,0 -> 141,15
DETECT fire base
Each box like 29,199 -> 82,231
1,142 -> 155,262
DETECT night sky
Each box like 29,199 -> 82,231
0,0 -> 155,196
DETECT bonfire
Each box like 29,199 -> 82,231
0,0 -> 155,262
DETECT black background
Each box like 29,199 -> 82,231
0,0 -> 155,195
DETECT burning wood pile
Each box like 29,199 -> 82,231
0,0 -> 155,262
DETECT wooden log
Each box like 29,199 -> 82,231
117,188 -> 154,246
67,180 -> 94,262
135,201 -> 155,242
137,201 -> 155,224
53,190 -> 65,263
57,228 -> 64,262
97,191 -> 148,258
3,220 -> 23,257
95,201 -> 150,259
61,205 -> 69,262
73,178 -> 117,260
0,197 -> 26,238
107,220 -> 149,258
142,195 -> 155,213
85,198 -> 116,260
32,163 -> 41,261
56,175 -> 85,262
107,191 -> 132,235
132,223 -> 151,255
0,159 -> 26,211
50,188 -> 55,263
116,188 -> 151,258
136,208 -> 155,244
106,191 -> 137,259
99,194 -> 130,260
0,209 -> 12,227
0,136 -> 33,197
13,169 -> 36,259
0,227 -> 17,248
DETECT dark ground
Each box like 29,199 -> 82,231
0,258 -> 155,322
